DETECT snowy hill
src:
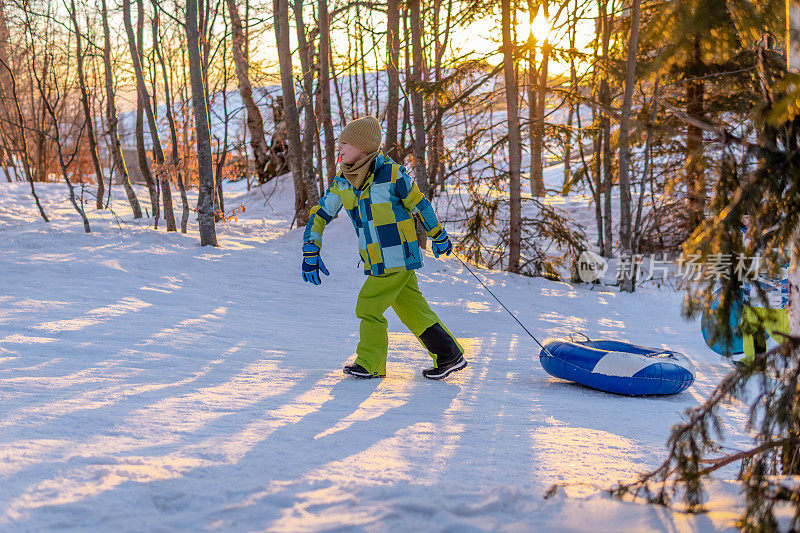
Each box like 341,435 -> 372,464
0,175 -> 781,531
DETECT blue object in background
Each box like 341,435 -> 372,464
539,338 -> 696,396
700,287 -> 744,356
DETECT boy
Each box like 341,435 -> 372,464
301,116 -> 467,380
739,214 -> 790,364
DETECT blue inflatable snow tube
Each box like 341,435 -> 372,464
701,287 -> 744,356
539,338 -> 695,395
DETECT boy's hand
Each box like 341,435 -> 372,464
431,228 -> 453,258
302,242 -> 330,285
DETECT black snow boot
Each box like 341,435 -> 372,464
343,363 -> 384,379
419,321 -> 467,380
422,354 -> 467,380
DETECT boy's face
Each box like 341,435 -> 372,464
338,141 -> 368,165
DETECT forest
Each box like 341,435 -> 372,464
2,0 -> 800,530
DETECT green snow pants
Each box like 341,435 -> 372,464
742,305 -> 790,363
353,269 -> 465,377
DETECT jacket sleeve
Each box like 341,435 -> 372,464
303,181 -> 344,248
395,166 -> 444,238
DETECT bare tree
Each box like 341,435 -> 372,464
151,0 -> 189,232
226,0 -> 272,185
0,0 -> 14,184
293,0 -> 319,199
409,0 -> 428,246
26,11 -> 89,233
0,56 -> 48,221
123,0 -> 177,230
385,0 -> 400,161
685,35 -> 705,231
100,0 -> 141,218
599,0 -> 614,257
527,2 -> 548,198
185,0 -> 217,245
562,0 -> 579,192
317,0 -> 336,184
274,0 -> 316,225
502,0 -> 521,272
427,0 -> 452,195
617,0 -> 641,292
130,0 -> 159,218
68,0 -> 105,210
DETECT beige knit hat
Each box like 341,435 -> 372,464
338,116 -> 382,154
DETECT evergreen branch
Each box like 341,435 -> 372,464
659,100 -> 751,148
696,439 -> 789,477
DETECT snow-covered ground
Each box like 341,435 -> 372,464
0,173 -> 778,532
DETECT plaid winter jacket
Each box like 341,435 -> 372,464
741,261 -> 790,309
739,227 -> 790,309
303,151 -> 445,276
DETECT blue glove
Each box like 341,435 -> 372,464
431,228 -> 452,258
302,242 -> 330,285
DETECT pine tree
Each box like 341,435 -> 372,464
606,2 -> 800,529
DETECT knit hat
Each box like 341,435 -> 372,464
339,116 -> 382,154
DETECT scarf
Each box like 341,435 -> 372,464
340,149 -> 379,190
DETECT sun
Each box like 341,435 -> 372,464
516,9 -> 550,43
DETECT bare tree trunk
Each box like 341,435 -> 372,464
0,146 -> 11,182
602,107 -> 612,256
502,0 -> 522,273
186,0 -> 217,245
68,0 -> 105,210
346,20 -> 356,122
0,0 -> 10,121
32,63 -> 48,184
563,3 -> 578,192
317,0 -> 335,184
147,0 -> 176,231
100,0 -> 141,218
563,104 -> 573,192
594,121 -> 604,252
531,42 -> 549,197
128,0 -> 158,219
314,86 -> 324,195
0,12 -> 14,187
226,0 -> 272,184
274,0 -> 314,226
589,12 -> 604,253
425,2 -> 436,194
527,41 -> 537,195
685,36 -> 705,232
151,0 -> 189,231
214,85 -> 228,221
400,6 -> 410,160
385,0 -> 400,161
123,0 -> 176,231
331,58 -> 347,124
409,0 -> 428,247
357,4 -> 369,117
634,78 -> 658,252
617,0 -> 641,293
600,0 -> 613,258
430,0 -> 451,195
293,0 -> 319,207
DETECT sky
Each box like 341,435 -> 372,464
34,1 -> 599,110
240,4 -> 598,84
